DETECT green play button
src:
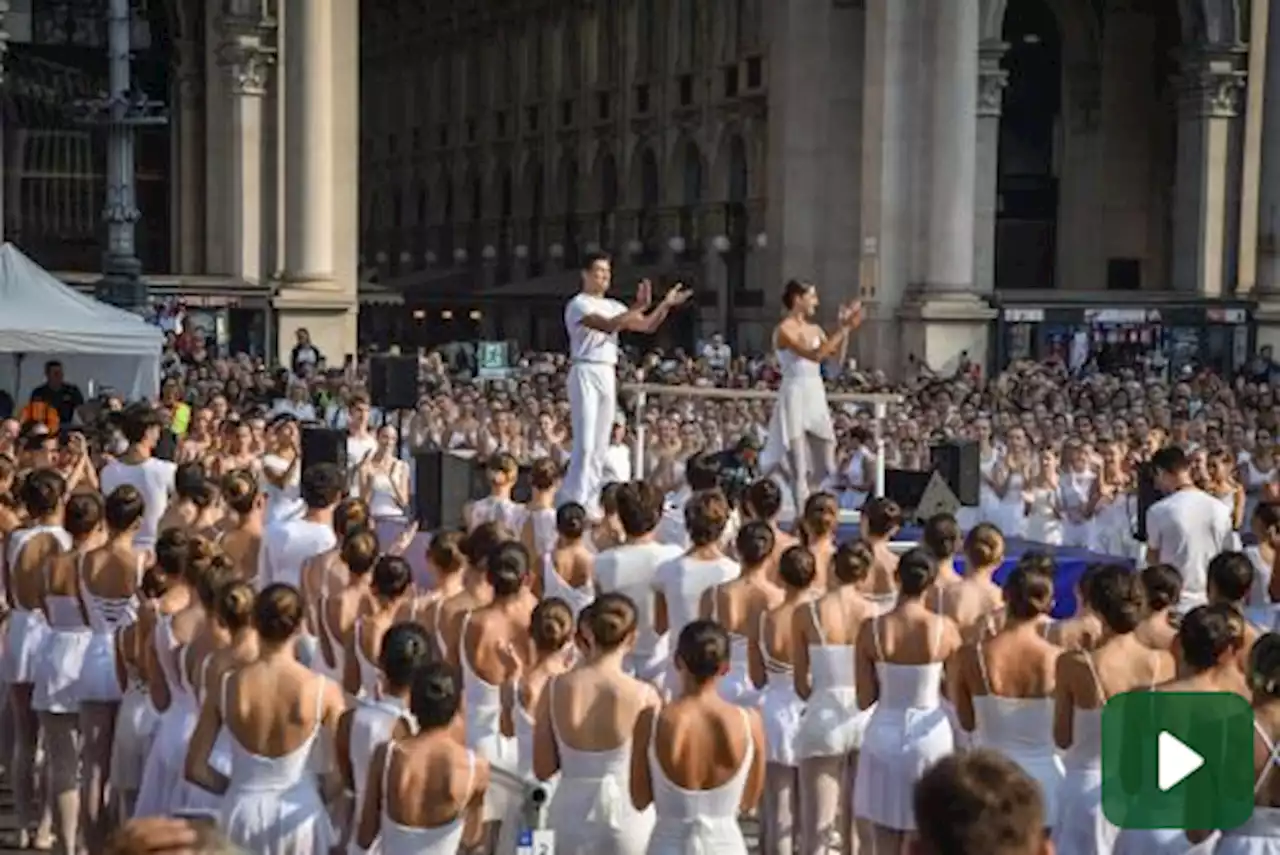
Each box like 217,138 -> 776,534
1102,691 -> 1254,829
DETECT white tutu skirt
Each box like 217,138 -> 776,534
4,610 -> 48,684
759,373 -> 836,478
78,632 -> 125,703
133,697 -> 199,818
222,783 -> 335,855
547,775 -> 654,855
1218,807 -> 1280,854
759,681 -> 806,767
111,683 -> 159,791
853,705 -> 954,831
796,688 -> 869,757
33,629 -> 90,714
1051,765 -> 1117,855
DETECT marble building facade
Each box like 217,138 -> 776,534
362,0 -> 1280,373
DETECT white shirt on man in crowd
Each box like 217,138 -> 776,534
258,517 -> 336,589
1145,486 -> 1234,611
99,457 -> 176,549
594,539 -> 685,682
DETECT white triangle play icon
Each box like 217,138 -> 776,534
1158,731 -> 1204,792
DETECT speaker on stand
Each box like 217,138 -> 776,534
301,425 -> 348,473
369,355 -> 420,412
930,439 -> 981,507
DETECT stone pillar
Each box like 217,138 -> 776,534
898,0 -> 994,376
282,0 -> 333,285
1172,47 -> 1246,297
219,17 -> 273,284
924,0 -> 980,293
274,0 -> 358,366
973,40 -> 1009,295
1258,18 -> 1280,295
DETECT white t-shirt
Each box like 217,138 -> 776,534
653,554 -> 741,641
261,453 -> 303,523
345,433 -> 378,495
99,457 -> 177,548
257,517 -> 337,590
594,540 -> 685,677
564,293 -> 627,365
602,443 -> 632,484
1145,487 -> 1234,608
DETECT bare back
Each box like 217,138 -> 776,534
935,577 -> 1004,641
866,542 -> 899,598
642,699 -> 762,800
548,667 -> 658,752
703,575 -> 783,638
223,662 -> 343,756
464,599 -> 536,685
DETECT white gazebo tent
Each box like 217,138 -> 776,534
0,243 -> 163,403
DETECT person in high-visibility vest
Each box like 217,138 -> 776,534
170,401 -> 191,437
19,399 -> 59,434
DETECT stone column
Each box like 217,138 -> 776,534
924,0 -> 981,293
1172,47 -> 1246,297
1258,17 -> 1280,295
973,40 -> 1009,295
219,18 -> 273,284
282,0 -> 334,286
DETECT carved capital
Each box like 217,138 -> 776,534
977,41 -> 1009,118
1177,49 -> 1247,119
221,42 -> 274,96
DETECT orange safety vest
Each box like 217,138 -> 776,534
20,400 -> 59,433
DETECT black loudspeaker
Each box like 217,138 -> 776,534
414,452 -> 476,530
1136,462 -> 1161,543
931,440 -> 981,507
369,355 -> 419,411
301,426 -> 348,473
883,469 -> 935,513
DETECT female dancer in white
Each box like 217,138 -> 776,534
1025,447 -> 1064,546
1215,632 -> 1280,854
793,541 -> 877,855
77,485 -> 146,847
358,424 -> 413,551
1058,441 -> 1098,549
336,622 -> 431,853
434,522 -> 505,665
35,491 -> 103,855
952,563 -> 1064,833
136,536 -> 218,817
992,427 -> 1032,538
111,565 -> 165,824
218,471 -> 266,580
1053,565 -> 1175,855
260,416 -> 303,524
1114,603 -> 1247,854
630,620 -> 766,855
316,529 -> 380,684
533,502 -> 596,618
755,545 -> 815,855
6,468 -> 71,850
459,540 -> 537,777
699,522 -> 781,706
354,662 -> 490,854
185,583 -> 346,855
759,280 -> 862,512
853,547 -> 962,854
343,555 -> 414,699
534,592 -> 661,855
521,457 -> 562,560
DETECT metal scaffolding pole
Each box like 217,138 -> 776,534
0,0 -> 10,246
75,0 -> 166,312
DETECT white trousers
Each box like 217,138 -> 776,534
561,362 -> 617,513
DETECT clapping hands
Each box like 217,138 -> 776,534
838,301 -> 864,329
662,282 -> 693,307
632,279 -> 653,310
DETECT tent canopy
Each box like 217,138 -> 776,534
0,243 -> 163,404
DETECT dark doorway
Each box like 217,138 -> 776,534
996,0 -> 1061,290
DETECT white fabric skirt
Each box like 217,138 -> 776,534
32,628 -> 90,714
852,704 -> 954,831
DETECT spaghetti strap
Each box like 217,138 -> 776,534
931,612 -> 946,658
974,640 -> 992,694
1254,720 -> 1280,794
871,616 -> 885,662
310,675 -> 326,734
547,676 -> 562,743
462,749 -> 477,802
380,741 -> 396,809
219,670 -> 233,717
807,599 -> 825,646
1082,652 -> 1107,701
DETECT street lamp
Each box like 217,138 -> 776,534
73,0 -> 168,313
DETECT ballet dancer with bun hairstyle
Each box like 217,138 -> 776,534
356,662 -> 491,854
535,592 -> 661,854
631,620 -> 765,854
218,470 -> 266,579
186,583 -> 346,853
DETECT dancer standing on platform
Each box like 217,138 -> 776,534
561,251 -> 690,516
760,280 -> 863,513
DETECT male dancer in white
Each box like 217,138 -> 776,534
561,250 -> 691,515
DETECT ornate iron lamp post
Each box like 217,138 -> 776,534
73,0 -> 167,312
